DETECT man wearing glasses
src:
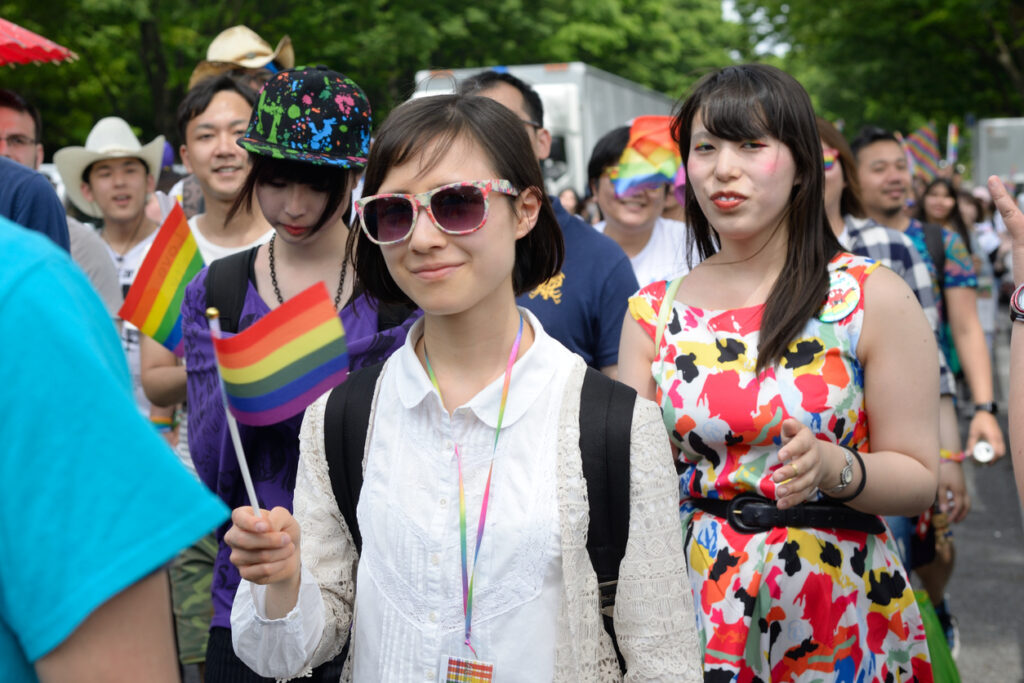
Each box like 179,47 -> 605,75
0,89 -> 70,251
458,70 -> 639,378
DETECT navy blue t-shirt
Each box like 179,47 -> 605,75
517,197 -> 638,368
0,157 -> 70,252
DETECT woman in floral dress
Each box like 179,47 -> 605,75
619,64 -> 939,682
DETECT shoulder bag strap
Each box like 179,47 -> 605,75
921,222 -> 947,293
654,277 -> 684,356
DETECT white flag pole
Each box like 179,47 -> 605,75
207,307 -> 262,518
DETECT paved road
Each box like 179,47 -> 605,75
946,315 -> 1024,682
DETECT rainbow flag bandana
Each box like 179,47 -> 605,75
608,115 -> 681,197
118,202 -> 203,356
211,281 -> 348,426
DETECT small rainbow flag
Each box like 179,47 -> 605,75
211,282 -> 348,426
946,122 -> 959,165
904,121 -> 940,180
118,202 -> 203,356
609,115 -> 681,197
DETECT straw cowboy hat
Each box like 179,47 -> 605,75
188,25 -> 294,89
53,116 -> 165,218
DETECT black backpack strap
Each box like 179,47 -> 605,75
320,361 -> 384,667
323,362 -> 385,555
921,222 -> 946,293
579,366 -> 635,672
375,300 -> 417,332
204,247 -> 256,334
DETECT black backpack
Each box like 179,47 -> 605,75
324,362 -> 636,671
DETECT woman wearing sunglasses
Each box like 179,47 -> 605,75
618,65 -> 938,679
224,94 -> 703,681
179,67 -> 416,681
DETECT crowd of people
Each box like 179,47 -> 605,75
3,22 -> 1024,683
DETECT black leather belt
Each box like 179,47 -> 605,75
689,493 -> 886,535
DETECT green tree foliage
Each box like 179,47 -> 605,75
733,0 -> 1024,134
0,0 -> 742,161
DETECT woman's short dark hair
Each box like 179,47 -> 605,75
228,155 -> 357,232
817,116 -> 865,219
350,94 -> 564,306
671,63 -> 841,373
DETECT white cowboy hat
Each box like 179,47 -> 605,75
53,117 -> 164,218
188,25 -> 294,89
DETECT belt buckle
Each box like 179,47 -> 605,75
726,493 -> 768,534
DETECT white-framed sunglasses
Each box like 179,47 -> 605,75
355,179 -> 518,245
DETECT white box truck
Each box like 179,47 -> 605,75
973,118 -> 1024,183
413,62 -> 678,196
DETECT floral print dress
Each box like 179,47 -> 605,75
628,253 -> 933,682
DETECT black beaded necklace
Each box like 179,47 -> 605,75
267,234 -> 347,309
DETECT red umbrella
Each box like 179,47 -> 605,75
0,18 -> 77,66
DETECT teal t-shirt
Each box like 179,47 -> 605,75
0,219 -> 227,680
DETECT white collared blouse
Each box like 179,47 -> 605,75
231,310 -> 702,682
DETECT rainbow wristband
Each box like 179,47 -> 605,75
151,416 -> 174,433
940,448 -> 965,463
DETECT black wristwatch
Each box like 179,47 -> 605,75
974,401 -> 998,415
1011,283 -> 1024,323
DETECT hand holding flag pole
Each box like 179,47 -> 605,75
207,307 -> 262,518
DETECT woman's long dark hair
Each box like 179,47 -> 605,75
672,64 -> 841,373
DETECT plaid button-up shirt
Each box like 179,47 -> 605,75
840,215 -> 955,396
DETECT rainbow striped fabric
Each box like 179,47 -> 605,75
946,123 -> 959,164
211,281 -> 348,426
118,202 -> 203,356
904,122 -> 940,179
609,115 -> 681,197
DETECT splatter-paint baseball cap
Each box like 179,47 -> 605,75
237,66 -> 371,168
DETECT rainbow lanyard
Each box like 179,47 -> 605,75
422,313 -> 524,657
